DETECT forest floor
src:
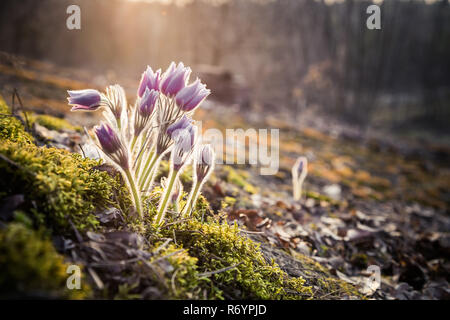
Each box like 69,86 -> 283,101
0,52 -> 449,299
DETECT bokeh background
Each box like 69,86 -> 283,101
0,1 -> 449,300
0,0 -> 449,144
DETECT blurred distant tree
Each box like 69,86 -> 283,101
0,0 -> 448,132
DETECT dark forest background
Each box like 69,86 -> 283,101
0,0 -> 449,139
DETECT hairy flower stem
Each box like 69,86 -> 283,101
124,168 -> 143,219
139,151 -> 157,189
130,135 -> 138,153
116,117 -> 121,131
142,154 -> 163,195
154,168 -> 178,226
134,132 -> 148,172
182,180 -> 201,218
293,177 -> 306,201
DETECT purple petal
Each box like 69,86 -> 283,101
67,89 -> 101,111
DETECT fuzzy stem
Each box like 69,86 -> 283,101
293,177 -> 305,201
125,168 -> 143,219
139,151 -> 157,190
155,168 -> 178,226
182,180 -> 201,218
116,117 -> 121,131
130,135 -> 138,153
134,132 -> 148,175
142,154 -> 163,195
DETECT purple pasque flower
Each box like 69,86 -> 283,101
139,88 -> 159,116
134,88 -> 159,136
156,115 -> 192,156
160,62 -> 192,97
68,89 -> 102,111
95,122 -> 121,154
166,115 -> 193,139
294,156 -> 308,177
175,78 -> 210,112
138,66 -> 161,97
195,144 -> 215,181
171,125 -> 197,171
94,122 -> 129,169
292,156 -> 308,201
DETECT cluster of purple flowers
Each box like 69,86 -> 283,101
67,62 -> 214,225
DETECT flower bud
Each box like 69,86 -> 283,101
171,125 -> 197,171
139,88 -> 159,117
134,88 -> 159,137
94,122 -> 129,169
138,66 -> 161,97
292,156 -> 308,201
68,89 -> 102,111
175,78 -> 210,112
195,144 -> 215,182
166,115 -> 193,138
160,62 -> 191,97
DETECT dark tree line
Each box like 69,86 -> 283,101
0,0 -> 449,131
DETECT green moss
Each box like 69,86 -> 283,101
223,166 -> 258,194
0,140 -> 127,231
0,97 -> 33,144
316,276 -> 363,299
164,217 -> 312,299
152,243 -> 218,299
288,249 -> 364,299
31,114 -> 82,132
221,196 -> 237,209
141,185 -> 312,300
0,222 -> 90,299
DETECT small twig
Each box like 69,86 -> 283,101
87,267 -> 104,290
68,219 -> 83,243
78,144 -> 86,158
173,229 -> 177,245
153,238 -> 172,256
12,88 -> 31,131
139,258 -> 169,289
239,229 -> 264,234
319,288 -> 345,299
197,261 -> 243,278
151,249 -> 185,264
87,257 -> 142,267
159,218 -> 190,229
171,268 -> 180,295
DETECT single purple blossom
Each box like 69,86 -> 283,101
68,89 -> 102,111
292,156 -> 308,201
94,122 -> 129,169
134,88 -> 159,137
138,66 -> 161,97
166,115 -> 193,138
175,78 -> 210,112
139,88 -> 159,117
160,62 -> 191,97
295,157 -> 307,176
195,144 -> 215,181
171,126 -> 197,171
95,123 -> 121,154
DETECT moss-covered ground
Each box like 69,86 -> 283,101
0,96 -> 361,299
